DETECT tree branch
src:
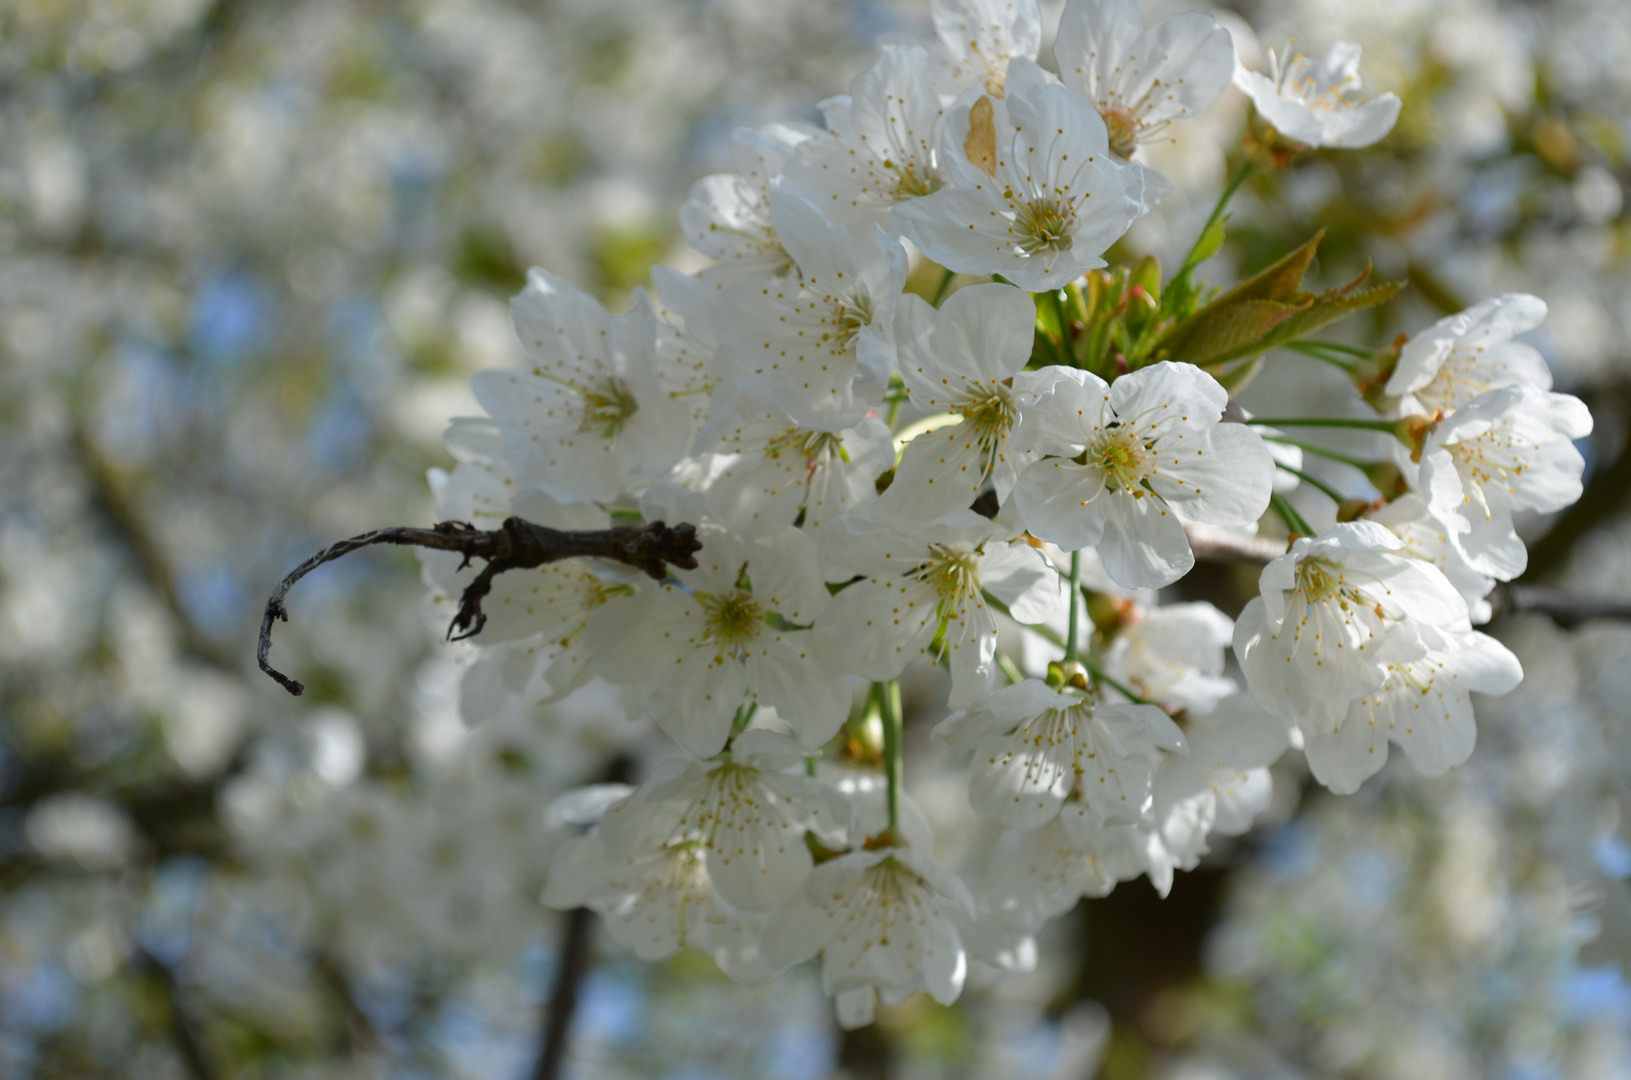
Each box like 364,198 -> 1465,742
258,518 -> 701,696
531,906 -> 597,1080
1490,584 -> 1631,628
135,945 -> 219,1080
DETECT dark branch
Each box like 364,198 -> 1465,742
532,906 -> 597,1080
258,518 -> 701,695
1490,584 -> 1631,628
135,945 -> 219,1080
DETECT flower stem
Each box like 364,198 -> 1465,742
1078,656 -> 1152,707
1064,550 -> 1082,662
1259,434 -> 1375,470
1271,491 -> 1315,536
1296,338 -> 1374,358
1276,462 -> 1345,503
1281,341 -> 1357,373
930,266 -> 957,307
880,680 -> 904,832
1180,161 -> 1253,276
995,650 -> 1025,685
1246,416 -> 1398,433
1048,288 -> 1074,367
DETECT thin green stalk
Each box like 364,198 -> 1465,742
995,650 -> 1025,685
1246,416 -> 1399,433
1271,491 -> 1315,536
986,589 -> 1155,706
1282,341 -> 1357,373
880,680 -> 904,832
1258,434 -> 1374,471
1078,656 -> 1153,707
1181,162 -> 1254,275
1064,550 -> 1082,662
1296,338 -> 1374,358
1276,462 -> 1346,503
930,267 -> 957,307
1047,288 -> 1074,367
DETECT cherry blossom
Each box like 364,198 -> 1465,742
1012,361 -> 1276,588
878,282 -> 1053,527
890,66 -> 1152,291
1233,522 -> 1470,727
585,526 -> 851,756
1387,293 -> 1553,417
1233,42 -> 1401,149
1052,0 -> 1236,160
713,193 -> 906,432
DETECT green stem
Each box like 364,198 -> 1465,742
1078,656 -> 1153,707
1246,417 -> 1399,433
1271,491 -> 1315,536
1282,341 -> 1357,373
930,266 -> 957,307
1259,434 -> 1374,471
1277,462 -> 1345,503
1064,550 -> 1082,662
1181,162 -> 1254,275
986,589 -> 1156,706
1047,288 -> 1074,367
1296,338 -> 1374,358
880,680 -> 904,832
995,650 -> 1025,685
882,374 -> 908,429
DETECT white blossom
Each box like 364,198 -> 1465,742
544,832 -> 772,981
713,193 -> 906,432
985,803 -> 1172,932
1233,521 -> 1470,728
679,122 -> 816,283
1387,293 -> 1553,417
816,512 -> 1065,707
1012,361 -> 1276,588
472,269 -> 689,503
1366,493 -> 1497,624
1102,600 -> 1237,715
701,404 -> 894,535
1152,694 -> 1289,870
762,844 -> 975,1014
585,526 -> 851,757
890,67 -> 1152,291
879,283 -> 1053,528
1232,42 -> 1401,149
933,678 -> 1185,828
1414,385 -> 1592,579
782,45 -> 945,230
596,730 -> 854,911
1051,0 -> 1235,159
1300,623 -> 1522,794
918,0 -> 1042,100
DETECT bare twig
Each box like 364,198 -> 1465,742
531,906 -> 597,1080
1491,584 -> 1631,628
258,518 -> 701,695
135,945 -> 218,1080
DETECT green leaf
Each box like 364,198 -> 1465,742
1159,297 -> 1312,367
1182,214 -> 1228,275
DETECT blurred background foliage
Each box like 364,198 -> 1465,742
4,0 -> 1631,1078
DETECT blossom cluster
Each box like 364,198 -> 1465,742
420,0 -> 1588,1025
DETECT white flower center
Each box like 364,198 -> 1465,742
1088,425 -> 1155,495
1099,106 -> 1140,160
916,545 -> 982,611
580,376 -> 638,439
764,428 -> 845,481
1010,194 -> 1077,255
959,383 -> 1019,473
698,588 -> 765,660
